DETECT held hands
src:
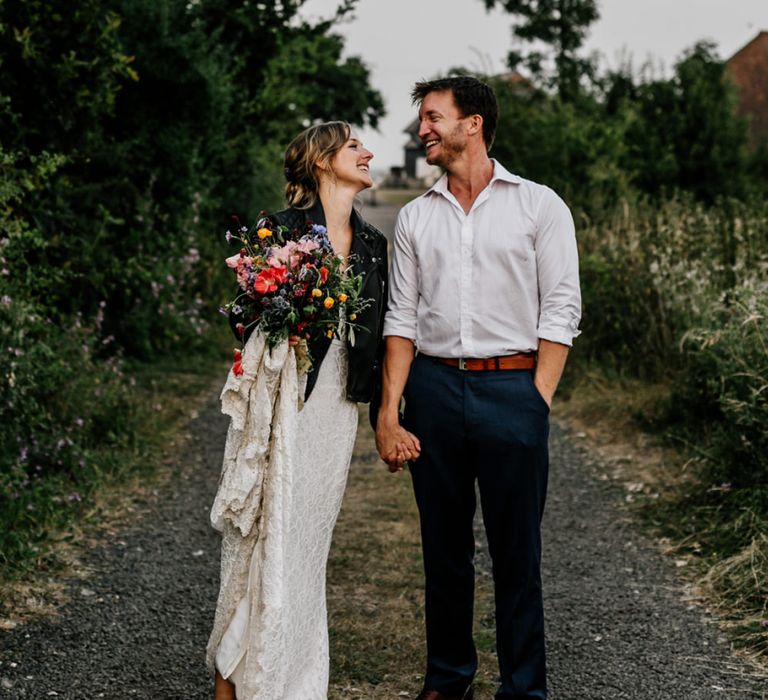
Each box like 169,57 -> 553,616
375,414 -> 421,473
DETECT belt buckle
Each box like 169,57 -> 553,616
458,357 -> 467,371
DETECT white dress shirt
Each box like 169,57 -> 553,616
383,159 -> 581,358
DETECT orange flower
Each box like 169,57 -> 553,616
337,293 -> 348,303
319,266 -> 329,284
323,297 -> 335,309
257,227 -> 272,239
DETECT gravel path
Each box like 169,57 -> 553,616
1,200 -> 765,699
1,402 -> 765,699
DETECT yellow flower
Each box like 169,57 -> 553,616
311,288 -> 323,298
349,313 -> 357,321
324,297 -> 335,309
326,329 -> 334,338
257,227 -> 272,239
337,293 -> 348,303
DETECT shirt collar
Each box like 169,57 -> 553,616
426,158 -> 522,197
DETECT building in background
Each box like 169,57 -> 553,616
727,31 -> 768,149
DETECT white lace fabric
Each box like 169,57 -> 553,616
207,334 -> 358,700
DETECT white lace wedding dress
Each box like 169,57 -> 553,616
206,337 -> 358,700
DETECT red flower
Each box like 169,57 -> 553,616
271,265 -> 288,284
254,266 -> 289,295
235,323 -> 245,337
232,349 -> 244,376
319,266 -> 329,284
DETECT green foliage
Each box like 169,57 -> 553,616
617,42 -> 750,203
576,196 -> 768,374
675,281 -> 768,488
490,81 -> 631,210
482,0 -> 600,101
0,0 -> 384,575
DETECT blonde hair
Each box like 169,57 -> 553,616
284,121 -> 351,209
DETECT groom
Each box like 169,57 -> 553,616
376,76 -> 581,700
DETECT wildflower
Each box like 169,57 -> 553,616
254,266 -> 288,294
232,348 -> 244,377
0,295 -> 11,307
326,329 -> 334,338
324,297 -> 335,309
349,313 -> 357,321
235,322 -> 245,337
68,492 -> 82,503
225,253 -> 246,269
311,288 -> 323,298
296,236 -> 320,254
319,266 -> 329,284
225,230 -> 233,242
257,227 -> 272,239
337,293 -> 348,303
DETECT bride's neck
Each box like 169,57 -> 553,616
318,183 -> 356,234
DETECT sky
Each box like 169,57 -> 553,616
299,0 -> 768,171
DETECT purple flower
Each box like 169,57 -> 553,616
232,304 -> 243,315
225,230 -> 233,242
218,306 -> 228,316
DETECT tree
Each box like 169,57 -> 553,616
0,0 -> 385,357
481,0 -> 600,101
620,41 -> 749,202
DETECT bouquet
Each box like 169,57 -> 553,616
221,214 -> 370,376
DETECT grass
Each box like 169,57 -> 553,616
558,363 -> 768,666
327,410 -> 502,699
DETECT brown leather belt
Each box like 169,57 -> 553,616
435,353 -> 536,371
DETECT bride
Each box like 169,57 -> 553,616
207,121 -> 388,700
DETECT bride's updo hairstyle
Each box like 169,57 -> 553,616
284,121 -> 351,209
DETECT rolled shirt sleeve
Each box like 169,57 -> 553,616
383,208 -> 419,341
534,187 -> 582,347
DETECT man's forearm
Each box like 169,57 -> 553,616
534,339 -> 570,406
378,336 -> 416,425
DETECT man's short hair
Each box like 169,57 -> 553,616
411,76 -> 499,150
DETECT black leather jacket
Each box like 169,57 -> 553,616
229,201 -> 387,411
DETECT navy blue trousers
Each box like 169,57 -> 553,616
403,354 -> 549,700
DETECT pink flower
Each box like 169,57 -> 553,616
225,253 -> 243,269
296,238 -> 320,254
269,242 -> 301,270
